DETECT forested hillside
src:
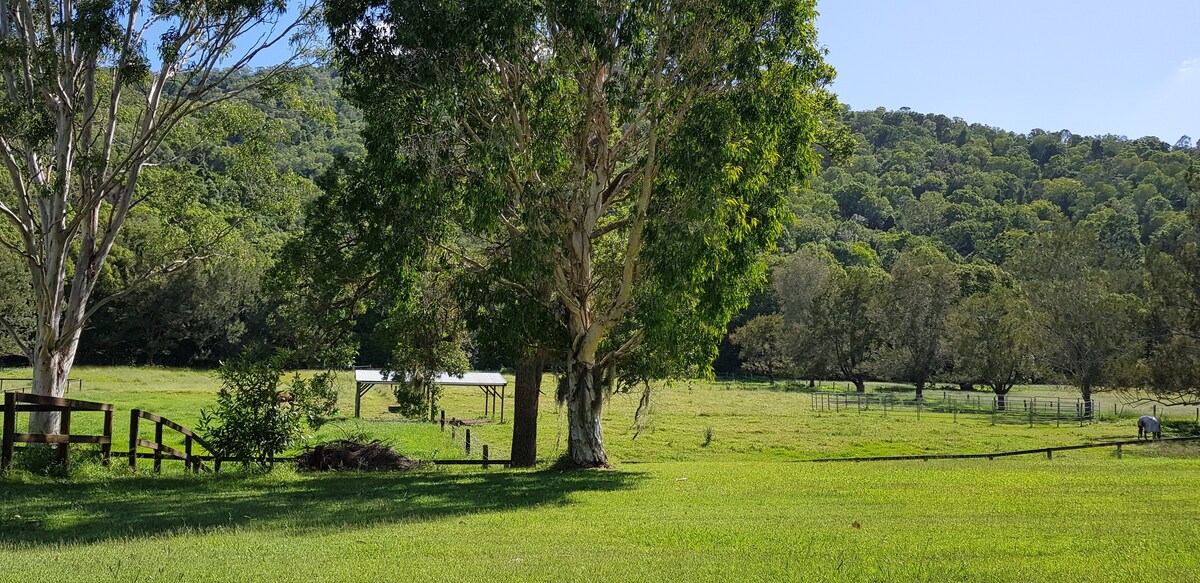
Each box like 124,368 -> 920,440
28,67 -> 1197,406
723,107 -> 1200,405
789,109 -> 1194,265
69,68 -> 364,366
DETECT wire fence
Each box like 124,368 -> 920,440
810,391 -> 1101,426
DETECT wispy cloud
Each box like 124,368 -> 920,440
1178,57 -> 1200,75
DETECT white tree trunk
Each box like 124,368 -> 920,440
566,356 -> 608,467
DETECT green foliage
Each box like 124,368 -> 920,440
876,247 -> 960,394
198,357 -> 338,468
947,286 -> 1037,395
728,314 -> 791,377
1009,224 -> 1144,399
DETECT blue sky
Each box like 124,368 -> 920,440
816,0 -> 1200,141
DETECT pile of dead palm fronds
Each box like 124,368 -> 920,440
297,439 -> 422,472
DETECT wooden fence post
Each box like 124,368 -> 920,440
2,392 -> 15,471
441,410 -> 446,431
1116,444 -> 1123,459
153,421 -> 163,474
185,436 -> 194,473
128,410 -> 139,470
482,444 -> 489,469
1046,449 -> 1052,460
57,409 -> 71,468
465,428 -> 472,455
101,409 -> 113,466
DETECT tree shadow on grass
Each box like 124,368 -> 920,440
0,468 -> 644,546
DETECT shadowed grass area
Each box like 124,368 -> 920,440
0,467 -> 642,547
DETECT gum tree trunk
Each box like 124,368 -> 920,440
563,328 -> 608,467
29,247 -> 90,434
510,353 -> 546,467
1081,382 -> 1093,419
566,358 -> 607,467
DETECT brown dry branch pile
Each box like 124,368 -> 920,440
297,439 -> 423,472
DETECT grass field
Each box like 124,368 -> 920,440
2,367 -> 1200,581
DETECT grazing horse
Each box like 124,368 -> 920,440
1138,415 -> 1161,440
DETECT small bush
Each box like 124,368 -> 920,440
198,356 -> 338,469
391,378 -> 440,419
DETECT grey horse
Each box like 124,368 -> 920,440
1138,415 -> 1161,440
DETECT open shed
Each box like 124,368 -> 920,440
353,369 -> 508,421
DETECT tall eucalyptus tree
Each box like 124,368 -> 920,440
325,0 -> 849,466
0,0 -> 318,431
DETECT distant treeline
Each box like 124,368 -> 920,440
8,70 -> 1193,390
721,108 -> 1200,405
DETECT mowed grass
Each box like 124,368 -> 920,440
3,366 -> 1186,462
1,367 -> 1200,581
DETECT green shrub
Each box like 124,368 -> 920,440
391,378 -> 440,419
198,356 -> 338,469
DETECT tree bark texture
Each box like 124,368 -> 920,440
509,353 -> 545,468
565,354 -> 608,467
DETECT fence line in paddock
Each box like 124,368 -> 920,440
810,391 -> 1100,426
801,435 -> 1200,463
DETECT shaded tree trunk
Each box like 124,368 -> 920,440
1081,382 -> 1093,419
995,391 -> 1008,411
566,355 -> 608,467
914,380 -> 925,401
510,352 -> 546,468
853,377 -> 865,393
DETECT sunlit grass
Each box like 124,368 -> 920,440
2,367 -> 1199,581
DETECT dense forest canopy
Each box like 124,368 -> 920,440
721,109 -> 1196,351
12,67 -> 1193,408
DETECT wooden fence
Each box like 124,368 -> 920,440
1,392 -> 113,471
4,395 -> 507,473
0,378 -> 83,394
802,435 -> 1200,463
128,409 -> 215,473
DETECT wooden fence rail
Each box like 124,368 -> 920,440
1,392 -> 113,471
0,378 -> 83,394
129,409 -> 214,473
801,435 -> 1200,463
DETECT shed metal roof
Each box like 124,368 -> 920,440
354,369 -> 507,386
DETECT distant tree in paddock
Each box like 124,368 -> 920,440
947,286 -> 1037,410
877,246 -> 959,400
778,255 -> 888,393
1131,167 -> 1200,405
730,315 -> 792,380
1013,224 -> 1143,417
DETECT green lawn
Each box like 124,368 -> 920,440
2,367 -> 1199,581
